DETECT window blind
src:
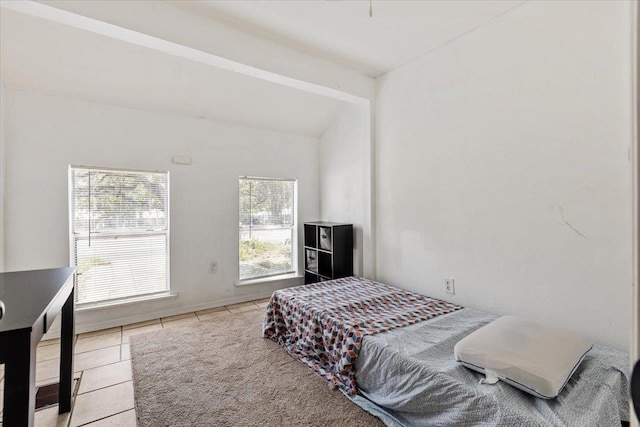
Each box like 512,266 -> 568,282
70,166 -> 169,305
239,178 -> 295,280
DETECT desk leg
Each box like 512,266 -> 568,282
59,285 -> 75,414
4,331 -> 37,427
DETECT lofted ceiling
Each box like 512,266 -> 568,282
169,0 -> 525,77
0,8 -> 348,138
0,1 -> 527,136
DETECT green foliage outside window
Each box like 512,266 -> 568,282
239,178 -> 295,279
239,239 -> 291,269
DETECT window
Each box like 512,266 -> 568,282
69,166 -> 169,305
239,177 -> 296,280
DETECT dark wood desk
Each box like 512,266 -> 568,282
0,267 -> 76,427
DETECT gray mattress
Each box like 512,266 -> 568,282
350,309 -> 629,426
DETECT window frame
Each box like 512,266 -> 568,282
68,165 -> 171,307
238,176 -> 298,282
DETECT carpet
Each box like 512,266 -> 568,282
130,309 -> 385,427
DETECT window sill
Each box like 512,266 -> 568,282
235,273 -> 303,287
76,292 -> 178,312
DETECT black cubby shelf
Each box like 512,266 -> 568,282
303,222 -> 353,285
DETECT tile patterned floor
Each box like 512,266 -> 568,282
0,298 -> 269,427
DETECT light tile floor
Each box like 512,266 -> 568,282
0,298 -> 269,427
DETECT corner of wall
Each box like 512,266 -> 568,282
631,0 -> 639,374
367,92 -> 376,280
318,101 -> 374,278
0,74 -> 6,272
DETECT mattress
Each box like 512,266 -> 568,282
262,276 -> 461,396
351,308 -> 630,426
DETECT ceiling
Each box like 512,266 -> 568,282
0,8 -> 347,138
170,0 -> 525,77
0,1 -> 527,136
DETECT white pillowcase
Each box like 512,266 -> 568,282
454,315 -> 592,399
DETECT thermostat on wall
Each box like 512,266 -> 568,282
172,155 -> 192,165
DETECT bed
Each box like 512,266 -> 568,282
263,276 -> 630,426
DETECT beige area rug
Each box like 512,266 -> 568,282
130,309 -> 385,427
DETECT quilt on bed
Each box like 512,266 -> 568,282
262,276 -> 462,395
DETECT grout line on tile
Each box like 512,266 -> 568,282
77,327 -> 123,341
74,354 -> 129,376
74,340 -> 124,356
77,379 -> 132,396
74,343 -> 122,357
74,407 -> 135,427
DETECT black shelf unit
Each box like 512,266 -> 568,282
304,222 -> 353,284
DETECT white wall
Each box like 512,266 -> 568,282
4,89 -> 320,331
375,0 -> 633,350
0,71 -> 5,272
319,103 -> 372,277
633,0 -> 640,382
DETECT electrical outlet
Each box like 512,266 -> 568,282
445,278 -> 455,295
209,261 -> 218,273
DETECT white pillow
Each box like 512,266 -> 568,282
454,315 -> 592,399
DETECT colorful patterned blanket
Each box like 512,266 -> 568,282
262,276 -> 462,396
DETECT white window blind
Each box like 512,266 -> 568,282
70,166 -> 169,305
239,177 -> 295,280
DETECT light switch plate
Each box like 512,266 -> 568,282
209,261 -> 218,273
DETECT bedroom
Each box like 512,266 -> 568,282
0,0 -> 636,426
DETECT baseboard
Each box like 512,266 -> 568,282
43,291 -> 272,339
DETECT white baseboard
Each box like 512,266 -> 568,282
43,291 -> 272,339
